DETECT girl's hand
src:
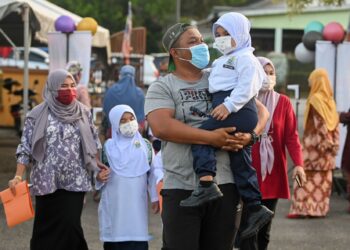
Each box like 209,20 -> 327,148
151,201 -> 160,214
211,104 -> 230,121
97,168 -> 110,183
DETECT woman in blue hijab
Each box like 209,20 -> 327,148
103,65 -> 145,137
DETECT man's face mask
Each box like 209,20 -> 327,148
119,120 -> 139,137
56,88 -> 77,105
213,36 -> 236,55
175,43 -> 210,69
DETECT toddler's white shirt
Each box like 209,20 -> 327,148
208,48 -> 265,113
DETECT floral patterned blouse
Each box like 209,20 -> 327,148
16,111 -> 101,196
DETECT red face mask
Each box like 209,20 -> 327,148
56,88 -> 77,105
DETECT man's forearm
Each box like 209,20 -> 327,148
148,114 -> 215,145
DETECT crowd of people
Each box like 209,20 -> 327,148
6,11 -> 349,250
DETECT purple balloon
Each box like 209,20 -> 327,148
54,15 -> 76,33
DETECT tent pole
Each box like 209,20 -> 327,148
23,4 -> 30,119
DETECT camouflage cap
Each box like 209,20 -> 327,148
162,23 -> 194,71
162,23 -> 194,52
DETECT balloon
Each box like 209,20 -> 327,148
54,15 -> 76,33
295,43 -> 315,64
76,17 -> 98,35
302,31 -> 323,51
323,22 -> 345,43
304,21 -> 324,34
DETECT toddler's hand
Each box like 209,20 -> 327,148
211,104 -> 229,121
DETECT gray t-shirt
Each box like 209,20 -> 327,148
145,70 -> 234,190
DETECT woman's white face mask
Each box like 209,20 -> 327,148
119,120 -> 139,137
213,36 -> 236,55
261,75 -> 276,92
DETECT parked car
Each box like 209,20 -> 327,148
0,47 -> 49,70
143,54 -> 159,86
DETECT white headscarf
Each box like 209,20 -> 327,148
213,12 -> 253,55
105,104 -> 150,177
257,57 -> 280,181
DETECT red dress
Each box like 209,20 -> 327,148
252,94 -> 303,199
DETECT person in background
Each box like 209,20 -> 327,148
96,104 -> 160,250
66,61 -> 91,108
288,68 -> 339,218
8,69 -> 105,250
145,22 -> 269,250
237,57 -> 306,250
339,109 -> 350,213
102,65 -> 145,139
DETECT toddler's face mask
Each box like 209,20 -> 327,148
213,36 -> 236,55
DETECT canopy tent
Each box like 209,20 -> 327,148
0,0 -> 111,117
0,0 -> 111,49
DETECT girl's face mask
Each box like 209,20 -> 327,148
175,43 -> 210,69
119,120 -> 139,137
56,88 -> 77,105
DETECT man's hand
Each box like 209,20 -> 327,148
211,104 -> 230,121
211,127 -> 250,151
221,131 -> 252,151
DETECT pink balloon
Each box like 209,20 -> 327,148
323,22 -> 345,43
55,15 -> 76,33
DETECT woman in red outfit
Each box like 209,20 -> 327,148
239,57 -> 306,250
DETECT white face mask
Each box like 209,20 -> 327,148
261,75 -> 276,91
119,120 -> 139,137
213,36 -> 236,55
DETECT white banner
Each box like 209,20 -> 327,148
68,31 -> 92,86
335,42 -> 350,168
315,41 -> 336,91
48,32 -> 67,72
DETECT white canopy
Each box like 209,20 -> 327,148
0,0 -> 111,51
0,0 -> 111,118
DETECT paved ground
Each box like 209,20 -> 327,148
0,98 -> 350,249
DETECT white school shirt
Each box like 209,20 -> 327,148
208,48 -> 265,113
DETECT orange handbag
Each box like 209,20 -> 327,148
0,181 -> 34,227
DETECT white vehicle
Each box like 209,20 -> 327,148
0,47 -> 49,70
143,54 -> 159,86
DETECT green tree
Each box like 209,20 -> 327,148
284,0 -> 344,12
49,0 -> 257,53
50,0 -> 346,52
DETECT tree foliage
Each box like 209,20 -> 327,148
49,0 -> 346,52
49,0 -> 260,52
285,0 -> 344,12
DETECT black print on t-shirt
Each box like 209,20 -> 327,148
178,88 -> 212,123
